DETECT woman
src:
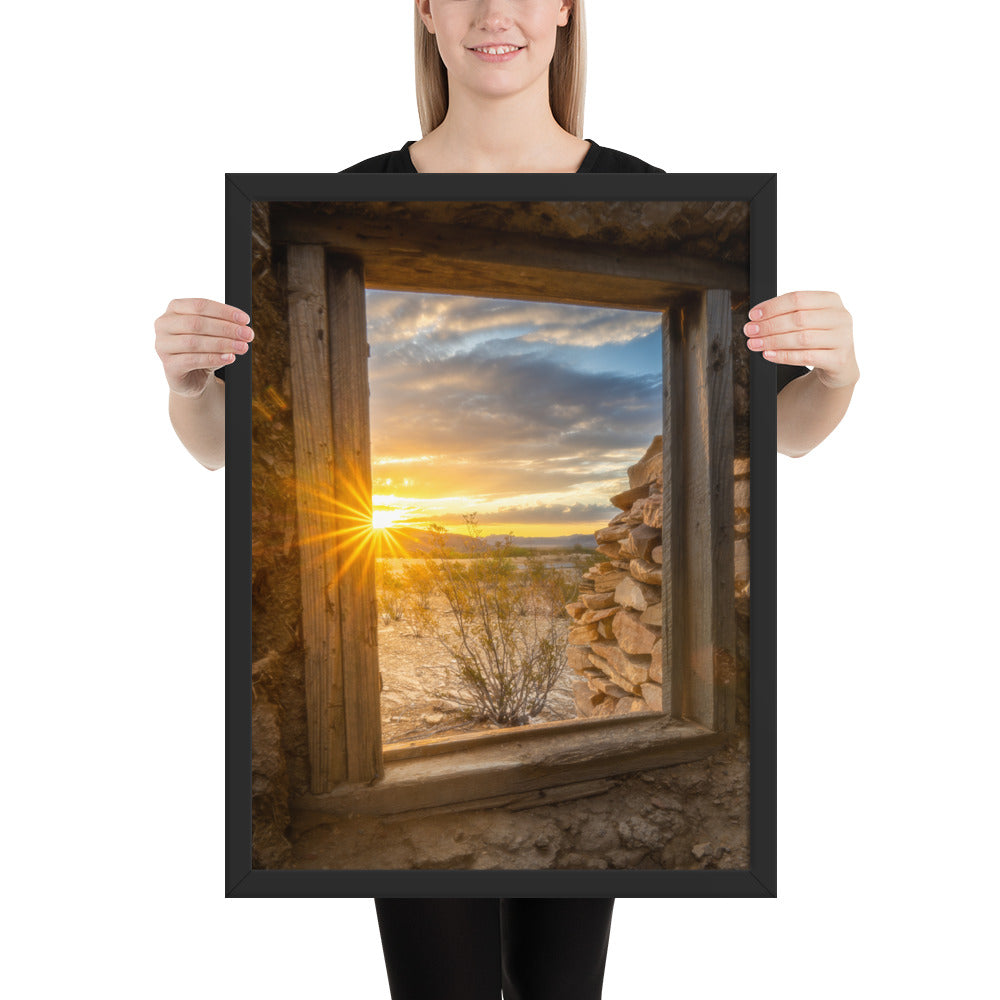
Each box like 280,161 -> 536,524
154,3 -> 859,998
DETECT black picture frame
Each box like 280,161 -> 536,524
224,173 -> 779,898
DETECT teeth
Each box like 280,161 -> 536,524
476,45 -> 521,54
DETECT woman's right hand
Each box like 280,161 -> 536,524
154,297 -> 254,397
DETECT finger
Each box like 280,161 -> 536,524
759,346 -> 840,366
745,330 -> 840,354
748,290 -> 842,321
157,332 -> 251,357
744,307 -> 841,338
166,352 -> 238,374
155,312 -> 254,342
166,297 -> 250,325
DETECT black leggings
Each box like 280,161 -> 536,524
374,898 -> 616,1000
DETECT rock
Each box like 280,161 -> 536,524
568,645 -> 592,675
642,494 -> 663,529
431,698 -> 465,713
651,544 -> 663,564
615,576 -> 660,612
691,842 -> 713,860
613,608 -> 658,655
619,523 -> 660,561
580,605 -> 618,624
649,638 -> 662,682
630,557 -> 662,586
627,436 -> 663,489
596,542 -> 621,558
617,815 -> 663,848
610,482 -> 651,511
650,795 -> 684,812
564,601 -> 587,620
424,712 -> 444,725
596,617 -> 616,639
639,602 -> 662,627
587,562 -> 618,576
595,523 -> 630,543
572,679 -> 598,716
626,496 -> 649,525
591,678 -> 633,699
581,591 -> 617,610
568,623 -> 600,645
589,641 -> 650,686
593,570 -> 628,593
587,653 -> 643,695
639,681 -> 663,711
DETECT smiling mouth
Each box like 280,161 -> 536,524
467,45 -> 525,55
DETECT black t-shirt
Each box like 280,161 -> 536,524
218,140 -> 809,390
341,138 -> 664,174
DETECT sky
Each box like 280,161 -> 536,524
367,289 -> 664,539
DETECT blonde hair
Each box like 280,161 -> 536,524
414,0 -> 587,138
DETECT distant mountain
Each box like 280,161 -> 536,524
373,525 -> 598,558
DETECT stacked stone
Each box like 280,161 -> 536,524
565,437 -> 665,718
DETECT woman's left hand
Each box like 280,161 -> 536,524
744,290 -> 859,389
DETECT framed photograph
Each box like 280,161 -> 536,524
224,173 -> 781,898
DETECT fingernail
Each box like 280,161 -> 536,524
234,309 -> 250,324
745,323 -> 759,335
750,309 -> 763,320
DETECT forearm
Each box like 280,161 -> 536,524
168,375 -> 226,470
776,368 -> 858,458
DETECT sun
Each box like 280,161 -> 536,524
371,507 -> 401,532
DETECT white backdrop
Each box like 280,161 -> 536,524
3,2 -> 995,997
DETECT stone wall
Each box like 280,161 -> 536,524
565,437 -> 666,717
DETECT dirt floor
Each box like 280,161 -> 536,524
288,740 -> 750,871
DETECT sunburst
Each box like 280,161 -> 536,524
371,507 -> 402,532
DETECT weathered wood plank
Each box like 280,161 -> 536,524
287,244 -> 347,793
663,307 -> 685,720
270,210 -> 747,309
326,255 -> 383,784
681,290 -> 735,730
383,707 -> 662,762
706,289 -> 736,732
293,720 -> 723,817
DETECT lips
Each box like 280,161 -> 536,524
466,44 -> 525,62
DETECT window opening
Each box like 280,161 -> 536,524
366,289 -> 664,747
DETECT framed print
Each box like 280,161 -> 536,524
224,173 -> 780,898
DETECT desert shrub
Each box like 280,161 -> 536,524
401,560 -> 436,611
375,562 -> 407,624
411,515 -> 568,726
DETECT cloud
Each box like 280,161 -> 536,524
365,289 -> 661,349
